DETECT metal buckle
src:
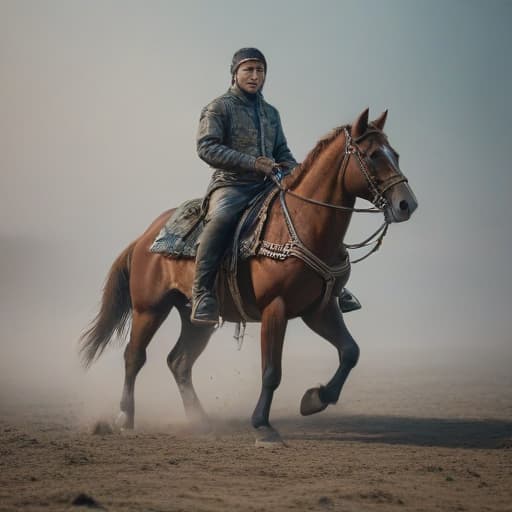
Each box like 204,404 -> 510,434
374,194 -> 388,210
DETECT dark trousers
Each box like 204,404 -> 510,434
192,182 -> 266,301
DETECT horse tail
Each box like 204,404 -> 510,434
79,241 -> 136,368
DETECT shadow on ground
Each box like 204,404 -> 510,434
270,413 -> 512,449
218,413 -> 512,450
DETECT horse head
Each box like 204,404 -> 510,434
345,108 -> 418,223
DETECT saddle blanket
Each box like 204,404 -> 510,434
149,185 -> 278,259
149,199 -> 204,257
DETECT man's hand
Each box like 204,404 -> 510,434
254,156 -> 276,176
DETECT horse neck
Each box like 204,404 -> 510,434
287,132 -> 354,259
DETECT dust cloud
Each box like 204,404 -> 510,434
1,232 -> 510,430
1,1 -> 511,429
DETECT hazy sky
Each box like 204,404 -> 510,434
1,1 -> 511,418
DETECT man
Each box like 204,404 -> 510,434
191,48 -> 360,325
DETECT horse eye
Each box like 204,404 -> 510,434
370,150 -> 383,160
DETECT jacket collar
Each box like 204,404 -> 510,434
228,84 -> 263,106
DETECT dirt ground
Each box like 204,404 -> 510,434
1,369 -> 512,512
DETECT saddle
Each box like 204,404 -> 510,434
150,183 -> 278,260
150,183 -> 280,322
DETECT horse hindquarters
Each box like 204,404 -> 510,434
116,239 -> 179,429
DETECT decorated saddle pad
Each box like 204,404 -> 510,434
149,199 -> 203,257
149,185 -> 279,259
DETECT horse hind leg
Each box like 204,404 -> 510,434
117,308 -> 170,430
300,297 -> 360,416
167,298 -> 215,431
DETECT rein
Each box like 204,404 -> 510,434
285,188 -> 382,213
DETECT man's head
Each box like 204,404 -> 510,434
230,47 -> 266,93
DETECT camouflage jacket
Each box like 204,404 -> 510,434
196,85 -> 297,185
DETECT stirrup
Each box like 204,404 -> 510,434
190,293 -> 219,326
339,288 -> 362,313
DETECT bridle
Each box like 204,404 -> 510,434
342,127 -> 409,211
272,126 -> 408,263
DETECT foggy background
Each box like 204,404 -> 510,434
1,0 -> 511,426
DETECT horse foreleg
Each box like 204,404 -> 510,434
167,301 -> 215,431
300,297 -> 360,416
117,309 -> 168,429
251,297 -> 287,446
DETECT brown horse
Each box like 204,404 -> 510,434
80,108 -> 417,445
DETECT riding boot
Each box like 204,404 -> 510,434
191,218 -> 235,325
339,288 -> 362,313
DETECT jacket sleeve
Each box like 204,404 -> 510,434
196,99 -> 257,172
272,111 -> 297,167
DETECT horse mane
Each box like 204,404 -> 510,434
283,124 -> 349,189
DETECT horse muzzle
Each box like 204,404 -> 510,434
384,181 -> 418,223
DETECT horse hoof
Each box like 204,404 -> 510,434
114,411 -> 132,430
254,426 -> 286,448
91,420 -> 113,436
300,387 -> 328,416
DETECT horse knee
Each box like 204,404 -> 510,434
262,365 -> 281,390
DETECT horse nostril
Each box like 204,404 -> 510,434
399,200 -> 409,211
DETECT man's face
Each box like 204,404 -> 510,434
235,60 -> 265,94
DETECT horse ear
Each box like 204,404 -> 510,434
372,110 -> 388,131
351,108 -> 369,139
